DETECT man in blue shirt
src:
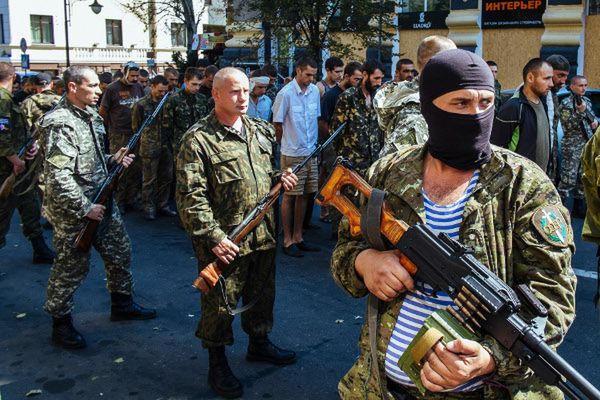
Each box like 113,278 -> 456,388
247,72 -> 272,121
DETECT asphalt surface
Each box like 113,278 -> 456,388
1,206 -> 600,400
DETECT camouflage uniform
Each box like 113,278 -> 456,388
557,94 -> 596,201
176,111 -> 278,347
493,79 -> 502,112
0,87 -> 43,248
547,89 -> 561,183
162,89 -> 210,155
331,145 -> 576,399
40,99 -> 132,317
373,79 -> 428,158
132,94 -> 172,213
330,86 -> 383,176
581,126 -> 600,244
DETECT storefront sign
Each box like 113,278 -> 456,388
397,11 -> 449,30
482,0 -> 546,28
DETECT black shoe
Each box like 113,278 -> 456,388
246,337 -> 296,365
144,209 -> 156,221
110,293 -> 157,321
31,235 -> 55,264
295,241 -> 320,252
52,314 -> 86,349
158,206 -> 177,217
282,244 -> 304,258
208,347 -> 243,399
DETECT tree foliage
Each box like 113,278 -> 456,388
242,0 -> 395,71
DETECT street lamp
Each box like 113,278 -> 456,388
64,0 -> 104,67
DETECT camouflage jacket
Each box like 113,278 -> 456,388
176,111 -> 276,266
40,99 -> 112,228
494,79 -> 502,111
0,87 -> 28,175
162,89 -> 210,152
581,126 -> 600,244
20,89 -> 62,132
558,93 -> 596,143
330,86 -> 383,175
132,94 -> 166,158
373,79 -> 428,158
331,145 -> 576,400
548,90 -> 561,182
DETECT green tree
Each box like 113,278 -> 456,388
242,0 -> 395,72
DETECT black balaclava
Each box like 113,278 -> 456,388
419,49 -> 495,170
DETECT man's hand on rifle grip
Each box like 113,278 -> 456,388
281,168 -> 297,191
25,141 -> 38,160
7,154 -> 25,175
212,238 -> 239,265
112,147 -> 135,168
86,204 -> 106,221
355,248 -> 415,302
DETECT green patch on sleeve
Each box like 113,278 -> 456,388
531,205 -> 572,248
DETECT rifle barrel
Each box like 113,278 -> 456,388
292,122 -> 346,174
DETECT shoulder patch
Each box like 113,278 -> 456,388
47,148 -> 75,169
531,205 -> 572,248
0,117 -> 10,131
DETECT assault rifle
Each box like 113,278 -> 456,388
316,158 -> 600,400
192,122 -> 347,295
74,92 -> 170,252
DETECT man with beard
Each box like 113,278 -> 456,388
491,58 -> 554,171
331,49 -> 575,400
99,61 -> 145,213
329,59 -> 385,177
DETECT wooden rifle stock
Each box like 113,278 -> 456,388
315,158 -> 417,275
0,137 -> 36,200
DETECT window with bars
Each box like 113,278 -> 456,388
106,19 -> 123,46
171,23 -> 186,47
30,15 -> 54,44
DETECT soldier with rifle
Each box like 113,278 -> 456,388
40,66 -> 156,350
329,50 -> 577,399
176,67 -> 298,399
0,62 -> 55,264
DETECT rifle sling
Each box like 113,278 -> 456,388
360,188 -> 389,398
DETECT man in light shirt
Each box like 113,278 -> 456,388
247,72 -> 272,121
272,57 -> 321,257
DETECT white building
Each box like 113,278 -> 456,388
0,0 -> 225,73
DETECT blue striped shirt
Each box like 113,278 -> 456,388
385,171 -> 481,391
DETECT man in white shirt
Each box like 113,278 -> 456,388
247,72 -> 272,121
272,57 -> 321,257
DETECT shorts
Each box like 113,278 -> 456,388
281,154 -> 318,196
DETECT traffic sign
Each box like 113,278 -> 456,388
21,54 -> 30,70
19,38 -> 27,53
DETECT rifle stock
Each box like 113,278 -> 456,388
0,137 -> 36,200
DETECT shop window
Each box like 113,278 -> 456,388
30,15 -> 54,44
399,0 -> 449,12
106,19 -> 123,46
171,23 -> 186,47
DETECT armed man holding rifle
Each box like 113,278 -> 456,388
41,66 -> 156,350
176,67 -> 298,399
330,50 -> 577,399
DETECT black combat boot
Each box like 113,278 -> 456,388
31,235 -> 55,264
110,292 -> 157,321
573,198 -> 587,219
208,346 -> 243,399
52,314 -> 86,349
246,336 -> 296,365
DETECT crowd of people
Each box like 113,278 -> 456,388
0,33 -> 598,399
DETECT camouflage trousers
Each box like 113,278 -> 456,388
141,146 -> 173,212
110,131 -> 142,208
44,205 -> 133,317
0,171 -> 43,248
196,249 -> 276,348
558,137 -> 586,200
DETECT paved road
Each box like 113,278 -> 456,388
1,208 -> 599,399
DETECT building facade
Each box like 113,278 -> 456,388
0,0 -> 225,74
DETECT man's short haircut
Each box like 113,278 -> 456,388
397,58 -> 414,68
325,56 -> 344,71
486,60 -> 498,67
522,58 -> 551,82
362,59 -> 385,76
164,67 -> 179,77
416,35 -> 456,70
53,79 -> 65,91
63,66 -> 96,85
250,69 -> 269,78
184,67 -> 203,81
204,65 -> 219,78
113,70 -> 124,80
570,75 -> 587,85
213,67 -> 247,90
139,68 -> 149,78
262,64 -> 278,78
0,62 -> 15,82
296,57 -> 318,70
99,72 -> 113,84
151,75 -> 169,86
344,61 -> 362,76
546,54 -> 570,72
